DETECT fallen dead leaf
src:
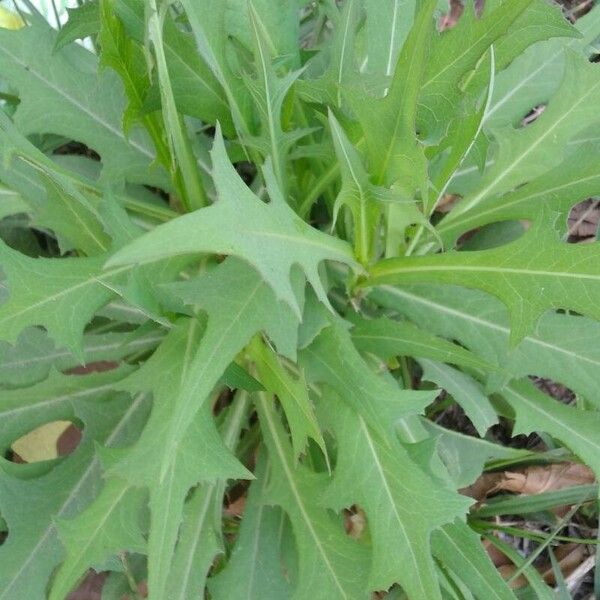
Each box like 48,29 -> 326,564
463,463 -> 595,501
540,543 -> 587,585
12,421 -> 73,463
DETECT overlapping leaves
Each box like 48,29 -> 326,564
0,0 -> 599,599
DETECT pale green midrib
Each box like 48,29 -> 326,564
160,279 -> 265,483
452,77 -> 600,217
110,228 -> 353,268
0,333 -> 164,371
1,381 -> 117,418
359,417 -> 434,599
375,263 -> 600,281
260,396 -> 349,599
0,264 -> 132,327
378,286 -> 600,368
437,172 -> 600,236
0,46 -> 155,161
0,393 -> 146,599
52,487 -> 129,599
504,385 -> 600,454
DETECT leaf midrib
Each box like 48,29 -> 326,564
378,286 -> 600,368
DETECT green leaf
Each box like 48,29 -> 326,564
0,328 -> 163,388
437,144 -> 600,246
179,0 -> 252,135
0,110 -> 111,255
321,394 -> 471,597
485,6 -> 600,129
0,366 -> 132,448
364,0 -> 415,79
146,0 -> 208,210
107,130 -> 356,316
422,421 -> 529,488
371,284 -> 600,406
418,0 -> 572,138
432,521 -> 517,600
55,2 -> 100,50
209,450 -> 292,600
167,392 -> 250,600
351,0 -> 435,190
350,316 -> 491,371
251,337 -> 326,461
0,20 -> 166,186
419,359 -> 498,436
297,0 -> 362,108
369,214 -> 600,343
107,254 -> 300,598
0,241 -> 120,353
49,477 -> 147,600
500,380 -> 600,479
447,51 -> 600,220
115,0 -> 232,132
244,1 -> 304,194
0,390 -> 150,600
0,184 -> 28,220
300,322 -> 434,438
105,318 -> 251,600
256,393 -> 371,599
329,111 -> 381,264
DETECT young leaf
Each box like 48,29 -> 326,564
107,130 -> 356,316
329,111 -> 380,264
115,0 -> 233,132
244,1 -> 305,194
351,0 -> 435,191
251,337 -> 326,462
297,0 -> 362,108
179,0 -> 252,135
146,0 -> 208,210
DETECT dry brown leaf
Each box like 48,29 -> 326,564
435,193 -> 462,213
499,464 -> 595,495
540,543 -> 587,585
497,564 -> 528,589
462,463 -> 595,501
224,495 -> 246,518
344,507 -> 367,539
568,199 -> 600,239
